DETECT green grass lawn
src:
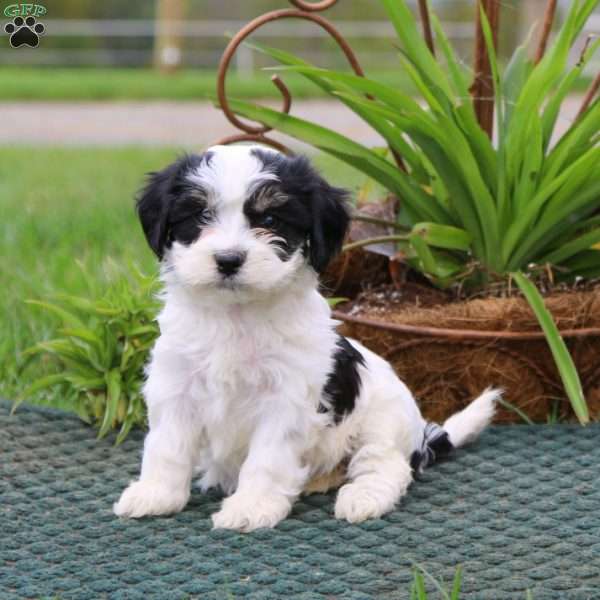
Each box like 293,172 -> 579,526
0,67 -> 593,102
0,146 -> 366,409
0,67 -> 414,101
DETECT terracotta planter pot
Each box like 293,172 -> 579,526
334,289 -> 600,423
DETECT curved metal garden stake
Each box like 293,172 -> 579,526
417,0 -> 435,56
534,0 -> 557,64
471,0 -> 501,139
288,0 -> 339,10
215,2 -> 367,154
577,71 -> 600,120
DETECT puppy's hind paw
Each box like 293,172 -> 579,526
113,480 -> 189,518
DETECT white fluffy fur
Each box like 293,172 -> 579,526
443,388 -> 499,448
114,145 -> 499,531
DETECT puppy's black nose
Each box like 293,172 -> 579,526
214,251 -> 246,276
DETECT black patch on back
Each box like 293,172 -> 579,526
319,336 -> 366,424
410,422 -> 454,476
248,149 -> 350,272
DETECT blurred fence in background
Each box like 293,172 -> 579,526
0,0 -> 597,73
0,18 -> 475,69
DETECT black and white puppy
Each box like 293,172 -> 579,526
114,145 -> 499,531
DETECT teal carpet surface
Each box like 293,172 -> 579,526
1,400 -> 599,600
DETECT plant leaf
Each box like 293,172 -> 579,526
541,37 -> 600,149
512,272 -> 588,424
412,222 -> 472,251
450,565 -> 463,600
541,228 -> 600,264
378,0 -> 454,101
98,369 -> 122,439
25,299 -> 84,327
503,148 -> 600,265
58,327 -> 102,349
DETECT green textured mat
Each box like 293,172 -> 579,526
1,401 -> 599,600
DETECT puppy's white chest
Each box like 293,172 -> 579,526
201,325 -> 283,395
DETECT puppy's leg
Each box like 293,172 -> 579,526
114,360 -> 198,518
334,389 -> 415,523
334,442 -> 412,523
212,416 -> 308,532
114,411 -> 197,518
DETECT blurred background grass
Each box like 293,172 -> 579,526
0,67 -> 594,101
0,67 -> 416,100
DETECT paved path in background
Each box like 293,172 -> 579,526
0,97 -> 583,148
0,100 -> 380,149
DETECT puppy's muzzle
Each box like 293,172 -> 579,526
214,250 -> 247,277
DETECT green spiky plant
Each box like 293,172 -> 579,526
220,0 -> 600,424
411,564 -> 464,600
409,563 -> 536,599
15,267 -> 159,444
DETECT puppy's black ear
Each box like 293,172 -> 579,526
136,154 -> 203,259
308,177 -> 350,273
136,167 -> 174,259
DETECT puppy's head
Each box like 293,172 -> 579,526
137,145 -> 349,300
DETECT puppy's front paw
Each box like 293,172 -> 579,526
334,483 -> 391,523
211,492 -> 290,532
113,480 -> 189,518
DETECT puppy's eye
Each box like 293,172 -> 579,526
261,215 -> 276,228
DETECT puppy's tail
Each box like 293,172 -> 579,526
411,388 -> 501,473
443,387 -> 500,448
